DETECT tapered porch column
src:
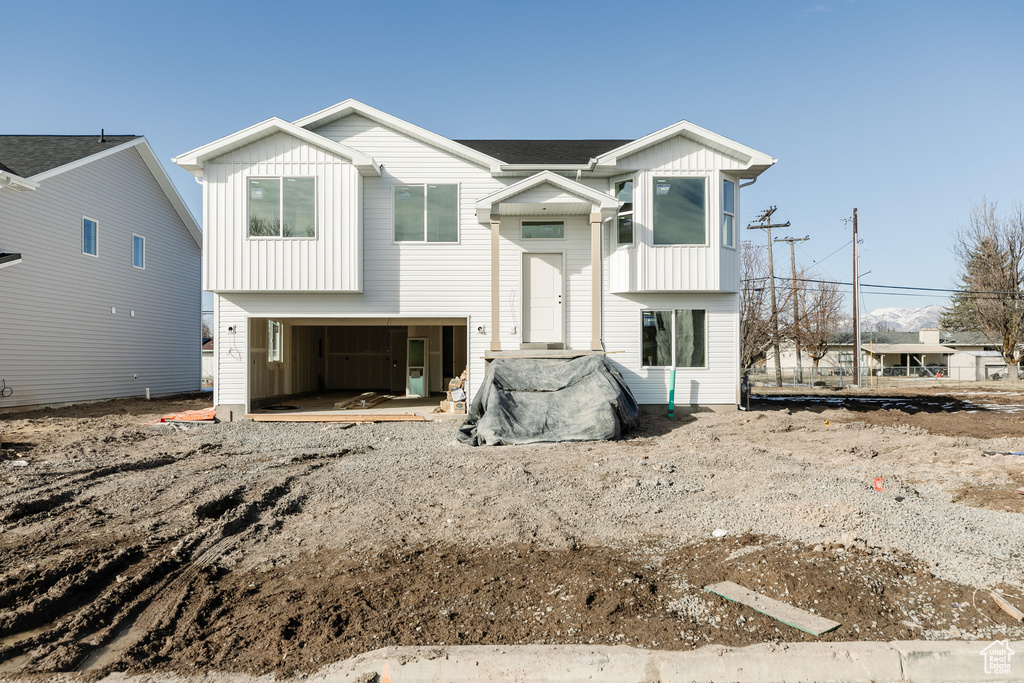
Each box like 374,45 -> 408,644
490,214 -> 501,352
590,212 -> 603,351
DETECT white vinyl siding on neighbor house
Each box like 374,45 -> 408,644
0,146 -> 200,408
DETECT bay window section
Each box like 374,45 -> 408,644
615,179 -> 634,245
395,184 -> 458,242
641,309 -> 707,368
722,178 -> 736,247
652,177 -> 706,245
248,177 -> 316,238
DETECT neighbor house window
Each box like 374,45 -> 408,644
394,184 -> 458,242
132,234 -> 145,269
641,309 -> 706,368
521,221 -> 564,239
83,217 -> 98,256
268,320 -> 282,362
615,179 -> 634,245
248,177 -> 316,238
652,177 -> 706,245
722,179 -> 736,248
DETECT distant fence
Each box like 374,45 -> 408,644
744,365 -> 1021,389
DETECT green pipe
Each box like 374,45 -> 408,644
668,367 -> 676,419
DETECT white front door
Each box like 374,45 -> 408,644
523,253 -> 563,343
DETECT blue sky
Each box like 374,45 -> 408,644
5,0 -> 1023,315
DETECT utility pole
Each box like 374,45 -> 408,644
748,207 -> 790,387
852,209 -> 860,387
775,236 -> 810,385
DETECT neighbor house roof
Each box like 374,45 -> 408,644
867,344 -> 955,355
0,135 -> 140,178
454,140 -> 632,165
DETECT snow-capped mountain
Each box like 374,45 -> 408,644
859,305 -> 945,332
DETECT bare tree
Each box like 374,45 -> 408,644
942,199 -> 1024,379
740,242 -> 793,370
798,275 -> 844,367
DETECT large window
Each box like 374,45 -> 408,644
615,179 -> 634,245
641,309 -> 706,368
83,217 -> 98,256
521,221 -> 564,239
722,179 -> 736,248
248,177 -> 316,238
652,177 -> 706,245
132,234 -> 145,269
394,184 -> 458,242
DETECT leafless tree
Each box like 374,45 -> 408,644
942,199 -> 1024,378
798,275 -> 844,367
740,242 -> 794,370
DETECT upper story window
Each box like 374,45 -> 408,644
722,179 -> 736,248
652,177 -> 706,245
248,177 -> 316,238
522,221 -> 564,239
615,180 -> 634,246
83,217 -> 98,256
132,234 -> 145,269
394,184 -> 458,243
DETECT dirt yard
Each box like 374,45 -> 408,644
1,388 -> 1023,680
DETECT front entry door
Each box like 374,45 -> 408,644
523,253 -> 563,344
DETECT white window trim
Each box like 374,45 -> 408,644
82,216 -> 99,257
722,176 -> 737,250
392,183 -> 461,245
650,174 -> 710,248
613,176 -> 635,248
132,233 -> 145,269
639,308 -> 709,369
520,219 -> 567,240
246,176 -> 318,241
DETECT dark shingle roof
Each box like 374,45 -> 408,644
454,139 -> 632,165
0,135 -> 140,178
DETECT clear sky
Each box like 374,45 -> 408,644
5,0 -> 1023,315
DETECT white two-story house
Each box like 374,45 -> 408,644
174,100 -> 775,420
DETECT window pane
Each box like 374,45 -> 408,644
723,179 -> 735,214
394,185 -> 425,241
641,311 -> 672,366
83,219 -> 97,255
722,214 -> 734,248
617,215 -> 633,245
426,184 -> 458,242
653,177 -> 706,245
675,309 -> 706,367
522,221 -> 564,239
133,235 -> 144,268
615,179 -> 633,204
248,179 -> 281,237
282,178 -> 316,237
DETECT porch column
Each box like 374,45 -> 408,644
490,214 -> 501,352
590,212 -> 603,351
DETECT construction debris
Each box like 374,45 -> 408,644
704,580 -> 842,636
155,407 -> 217,423
334,392 -> 392,410
438,371 -> 468,414
990,592 -> 1024,621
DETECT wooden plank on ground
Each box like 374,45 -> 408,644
334,392 -> 380,410
704,581 -> 841,636
991,592 -> 1024,621
245,413 -> 425,423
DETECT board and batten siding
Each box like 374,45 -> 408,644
0,147 -> 200,408
610,135 -> 744,294
203,131 -> 361,292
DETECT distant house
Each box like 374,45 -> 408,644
0,134 -> 202,408
202,337 -> 214,387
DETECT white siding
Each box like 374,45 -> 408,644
0,147 -> 201,408
203,131 -> 360,292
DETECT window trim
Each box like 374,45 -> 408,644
650,174 -> 709,247
82,216 -> 99,257
392,182 -> 461,245
246,176 -> 318,240
639,308 -> 709,369
614,177 -> 635,248
132,233 -> 145,269
520,219 -> 566,240
722,176 -> 737,249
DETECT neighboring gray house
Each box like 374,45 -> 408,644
0,134 -> 201,408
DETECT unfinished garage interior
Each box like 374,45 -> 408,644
245,318 -> 467,412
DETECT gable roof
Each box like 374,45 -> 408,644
173,117 -> 380,178
475,171 -> 619,223
0,135 -> 141,178
455,140 -> 632,166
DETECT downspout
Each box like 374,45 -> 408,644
739,177 -> 758,189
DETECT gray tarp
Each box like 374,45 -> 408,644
457,355 -> 642,446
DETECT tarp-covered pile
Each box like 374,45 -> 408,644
457,355 -> 641,446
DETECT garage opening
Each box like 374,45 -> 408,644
247,318 -> 467,413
